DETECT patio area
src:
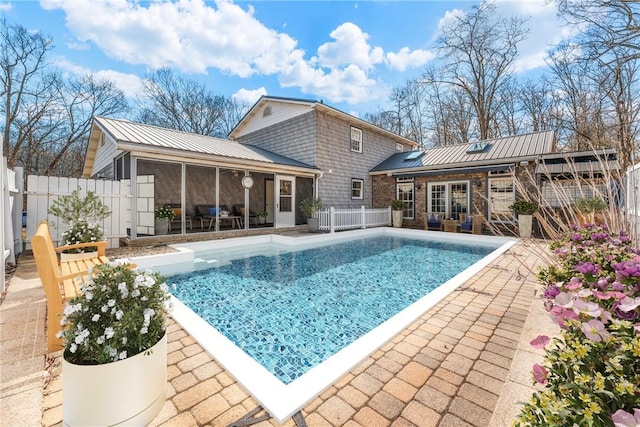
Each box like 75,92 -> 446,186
0,235 -> 553,427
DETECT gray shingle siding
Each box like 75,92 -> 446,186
235,109 -> 404,209
235,112 -> 317,166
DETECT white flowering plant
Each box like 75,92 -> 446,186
60,220 -> 104,253
58,263 -> 172,365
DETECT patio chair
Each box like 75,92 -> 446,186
424,212 -> 444,231
460,214 -> 483,235
233,204 -> 258,226
168,205 -> 192,231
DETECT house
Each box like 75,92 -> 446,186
370,130 -> 619,231
82,96 -> 417,238
229,96 -> 419,209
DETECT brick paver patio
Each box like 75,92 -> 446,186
2,239 -> 548,427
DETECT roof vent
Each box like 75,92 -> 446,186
404,151 -> 424,161
466,141 -> 488,154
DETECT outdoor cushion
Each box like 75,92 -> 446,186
208,208 -> 218,216
461,215 -> 473,231
172,208 -> 182,218
426,212 -> 442,229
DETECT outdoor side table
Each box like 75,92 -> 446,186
443,219 -> 458,233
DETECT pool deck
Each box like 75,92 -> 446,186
0,235 -> 554,427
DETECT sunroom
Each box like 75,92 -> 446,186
83,117 -> 319,239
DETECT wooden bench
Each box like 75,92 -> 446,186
31,221 -> 131,353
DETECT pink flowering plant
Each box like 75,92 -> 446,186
58,263 -> 172,365
515,224 -> 640,426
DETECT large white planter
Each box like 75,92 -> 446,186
307,217 -> 320,233
518,214 -> 533,238
392,210 -> 403,228
63,333 -> 167,426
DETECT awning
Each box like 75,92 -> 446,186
535,160 -> 619,175
393,163 -> 515,178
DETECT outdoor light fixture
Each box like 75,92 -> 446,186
475,179 -> 482,187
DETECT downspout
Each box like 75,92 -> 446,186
315,170 -> 324,198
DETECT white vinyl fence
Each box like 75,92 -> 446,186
317,206 -> 391,233
627,162 -> 640,245
26,176 -> 131,250
1,158 -> 22,293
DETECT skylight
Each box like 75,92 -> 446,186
466,141 -> 488,154
404,151 -> 424,161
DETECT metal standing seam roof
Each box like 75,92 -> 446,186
370,130 -> 556,172
93,116 -> 317,170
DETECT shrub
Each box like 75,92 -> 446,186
509,199 -> 539,215
154,206 -> 175,220
300,198 -> 323,218
515,224 -> 640,427
58,263 -> 171,365
391,200 -> 406,210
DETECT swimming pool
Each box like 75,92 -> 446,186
131,228 -> 515,422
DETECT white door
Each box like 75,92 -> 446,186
275,175 -> 295,228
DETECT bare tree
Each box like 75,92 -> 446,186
137,68 -> 228,137
518,78 -> 560,133
1,21 -> 56,168
557,0 -> 640,169
422,2 -> 528,140
218,97 -> 250,137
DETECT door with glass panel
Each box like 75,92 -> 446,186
275,175 -> 295,228
427,181 -> 469,220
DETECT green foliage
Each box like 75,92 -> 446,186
59,264 -> 171,365
391,199 -> 406,210
60,221 -> 104,253
574,196 -> 607,214
509,199 -> 539,215
256,210 -> 268,218
515,225 -> 640,427
300,197 -> 323,218
48,189 -> 111,227
154,206 -> 175,220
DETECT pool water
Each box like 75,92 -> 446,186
169,235 -> 492,384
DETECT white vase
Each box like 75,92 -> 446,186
154,218 -> 169,235
392,210 -> 403,228
63,333 -> 167,426
518,214 -> 533,238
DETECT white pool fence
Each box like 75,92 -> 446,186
316,206 -> 391,233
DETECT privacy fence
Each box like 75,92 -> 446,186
25,175 -> 131,250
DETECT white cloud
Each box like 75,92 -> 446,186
437,8 -> 465,32
54,57 -> 144,97
40,0 -> 304,77
0,2 -> 14,11
233,87 -> 266,106
315,23 -> 383,70
386,47 -> 435,72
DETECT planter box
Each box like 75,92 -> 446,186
63,334 -> 167,426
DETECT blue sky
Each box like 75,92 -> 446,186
1,0 -> 569,117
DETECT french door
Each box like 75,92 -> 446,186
275,175 -> 295,228
427,181 -> 469,220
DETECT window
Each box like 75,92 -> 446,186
427,181 -> 469,220
541,180 -> 608,208
263,106 -> 272,117
350,126 -> 363,153
351,179 -> 364,199
489,177 -> 514,222
396,182 -> 414,219
396,143 -> 404,152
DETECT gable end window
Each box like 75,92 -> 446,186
350,126 -> 363,153
351,178 -> 364,199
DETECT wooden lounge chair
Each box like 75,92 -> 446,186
31,221 -> 135,352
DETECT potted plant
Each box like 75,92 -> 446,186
59,263 -> 171,426
574,196 -> 607,225
300,197 -> 323,232
390,199 -> 405,228
509,199 -> 538,238
256,210 -> 268,225
48,189 -> 111,260
154,206 -> 174,235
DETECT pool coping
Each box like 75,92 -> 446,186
131,228 -> 517,423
